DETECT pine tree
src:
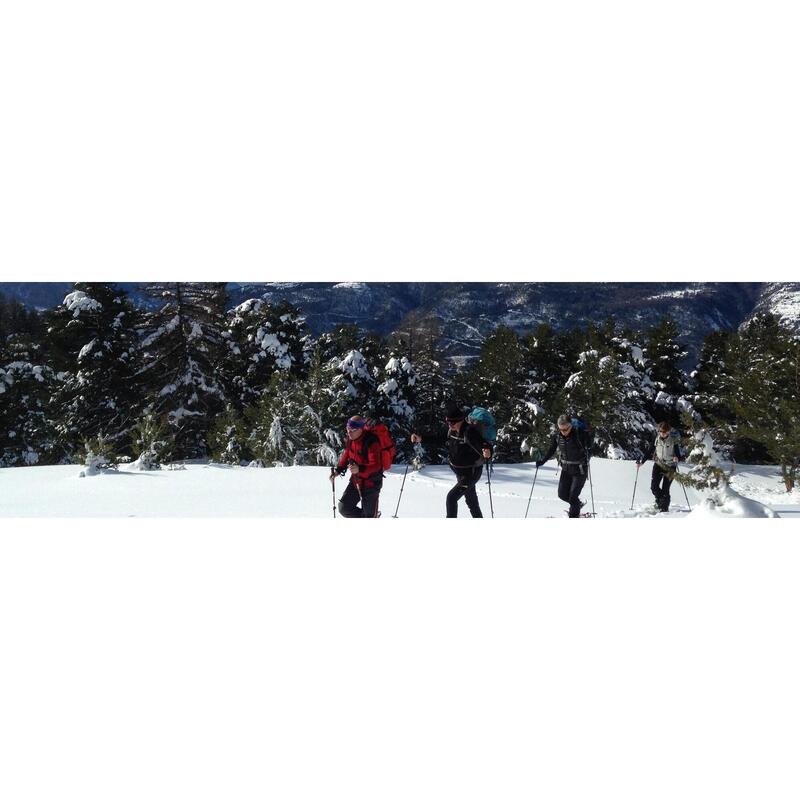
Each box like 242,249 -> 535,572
0,335 -> 59,466
208,405 -> 252,465
676,413 -> 729,499
247,370 -> 338,466
397,317 -> 451,465
137,282 -> 228,459
222,298 -> 309,410
375,355 -> 417,460
644,316 -> 690,425
499,324 -> 577,463
556,346 -> 626,457
689,329 -> 737,455
729,314 -> 800,488
46,283 -> 141,459
608,333 -> 659,459
130,413 -> 175,470
329,349 -> 377,420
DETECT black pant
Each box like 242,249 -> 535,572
651,464 -> 674,511
339,480 -> 382,518
558,468 -> 587,518
446,466 -> 483,518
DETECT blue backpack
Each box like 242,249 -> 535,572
670,429 -> 686,461
570,417 -> 594,451
467,407 -> 497,443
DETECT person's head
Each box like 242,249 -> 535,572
346,415 -> 366,440
557,414 -> 572,436
444,403 -> 466,432
657,421 -> 671,438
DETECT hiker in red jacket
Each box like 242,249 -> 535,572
330,415 -> 383,518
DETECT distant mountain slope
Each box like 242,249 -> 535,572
2,281 -> 795,363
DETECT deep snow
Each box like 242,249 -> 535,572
1,458 -> 797,518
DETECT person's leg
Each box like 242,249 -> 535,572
558,469 -> 572,504
661,472 -> 673,511
338,482 -> 361,517
446,483 -> 466,517
568,473 -> 587,517
463,480 -> 483,517
360,487 -> 381,518
650,465 -> 662,505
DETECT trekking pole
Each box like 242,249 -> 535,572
524,464 -> 539,519
675,463 -> 691,511
630,464 -> 640,511
393,461 -> 410,518
587,459 -> 596,517
330,468 -> 337,518
486,457 -> 495,518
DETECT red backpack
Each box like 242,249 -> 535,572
365,419 -> 396,472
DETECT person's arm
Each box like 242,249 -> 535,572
638,438 -> 655,466
336,444 -> 349,474
463,425 -> 491,460
536,435 -> 557,467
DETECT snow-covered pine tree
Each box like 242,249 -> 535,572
78,432 -> 119,476
0,334 -> 58,466
644,316 -> 690,425
393,316 -> 451,466
688,329 -> 738,456
728,314 -> 800,490
296,342 -> 342,466
221,298 -> 309,410
46,283 -> 141,460
608,333 -> 659,459
556,346 -> 626,458
676,412 -> 729,494
130,413 -> 174,470
328,348 -> 377,421
456,327 -> 525,420
247,370 -> 336,466
137,282 -> 228,459
375,355 -> 417,460
497,324 -> 566,462
208,405 -> 252,465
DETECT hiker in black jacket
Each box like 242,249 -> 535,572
411,403 -> 491,517
536,414 -> 594,518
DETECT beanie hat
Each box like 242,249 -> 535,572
444,403 -> 466,421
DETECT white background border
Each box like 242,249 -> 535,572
2,1 -> 800,797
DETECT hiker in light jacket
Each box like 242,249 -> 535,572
637,421 -> 680,512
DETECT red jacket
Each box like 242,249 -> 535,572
337,432 -> 383,490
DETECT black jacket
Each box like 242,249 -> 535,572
448,423 -> 486,472
540,427 -> 593,472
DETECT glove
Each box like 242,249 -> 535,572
534,460 -> 543,468
635,461 -> 641,467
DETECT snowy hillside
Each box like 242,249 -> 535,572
1,459 -> 796,518
753,282 -> 800,330
5,281 -> 795,362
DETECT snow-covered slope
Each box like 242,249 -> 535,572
1,459 -> 796,518
751,282 -> 800,330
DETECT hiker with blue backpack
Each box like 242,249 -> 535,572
636,421 -> 681,512
535,414 -> 594,518
410,402 -> 494,518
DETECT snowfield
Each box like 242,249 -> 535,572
1,459 -> 798,518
